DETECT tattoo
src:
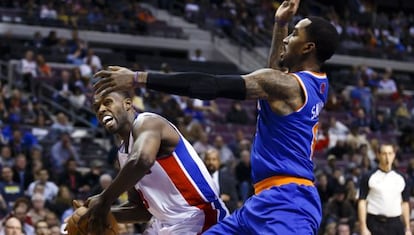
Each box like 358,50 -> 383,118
244,69 -> 304,115
267,23 -> 288,69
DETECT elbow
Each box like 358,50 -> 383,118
130,153 -> 155,171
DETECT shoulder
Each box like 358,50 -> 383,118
362,169 -> 378,180
392,170 -> 407,180
134,112 -> 166,129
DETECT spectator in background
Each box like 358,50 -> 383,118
54,70 -> 75,103
190,48 -> 206,62
328,116 -> 349,149
28,193 -> 50,224
50,113 -> 73,135
33,220 -> 50,235
68,84 -> 86,110
25,31 -> 43,49
10,197 -> 34,235
0,166 -> 24,212
66,39 -> 87,65
204,148 -> 238,213
323,185 -> 356,231
370,111 -> 391,133
83,48 -> 102,73
350,79 -> 372,115
42,30 -> 58,48
27,169 -> 59,203
193,131 -> 213,157
226,101 -> 250,125
20,50 -> 37,92
185,0 -> 200,22
350,107 -> 371,134
48,185 -> 73,222
316,173 -> 334,207
88,173 -> 113,198
1,216 -> 24,235
12,153 -> 33,191
337,222 -> 351,235
35,55 -> 52,78
57,158 -> 85,197
377,67 -> 397,96
212,135 -> 235,168
393,98 -> 412,130
50,132 -> 79,174
0,146 -> 14,168
82,159 -> 105,196
235,149 -> 253,203
40,2 -> 57,20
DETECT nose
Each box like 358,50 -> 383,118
97,104 -> 106,116
283,35 -> 290,44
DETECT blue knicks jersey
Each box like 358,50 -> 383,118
251,71 -> 328,184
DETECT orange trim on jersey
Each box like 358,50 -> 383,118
310,122 -> 320,159
157,155 -> 218,232
290,73 -> 308,112
254,175 -> 314,195
303,71 -> 327,79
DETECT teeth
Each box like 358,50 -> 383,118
102,115 -> 113,123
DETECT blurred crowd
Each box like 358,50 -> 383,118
168,0 -> 414,60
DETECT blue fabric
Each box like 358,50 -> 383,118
204,184 -> 322,235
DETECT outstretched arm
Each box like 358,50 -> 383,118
268,0 -> 300,69
93,67 -> 300,104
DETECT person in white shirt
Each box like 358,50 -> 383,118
378,67 -> 397,96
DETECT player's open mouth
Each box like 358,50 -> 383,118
102,115 -> 114,127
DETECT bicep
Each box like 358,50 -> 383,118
243,68 -> 299,101
131,119 -> 163,164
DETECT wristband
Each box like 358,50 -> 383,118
275,19 -> 288,27
133,71 -> 148,87
133,71 -> 139,87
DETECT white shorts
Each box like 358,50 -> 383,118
143,212 -> 205,235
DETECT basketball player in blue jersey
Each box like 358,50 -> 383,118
93,0 -> 339,233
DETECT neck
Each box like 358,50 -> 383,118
289,59 -> 320,73
118,111 -> 138,141
379,164 -> 392,172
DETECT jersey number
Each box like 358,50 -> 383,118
310,122 -> 319,160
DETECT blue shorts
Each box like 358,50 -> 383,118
203,183 -> 321,235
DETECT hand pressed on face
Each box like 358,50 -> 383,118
93,66 -> 135,96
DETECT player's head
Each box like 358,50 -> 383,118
279,16 -> 339,69
93,90 -> 133,134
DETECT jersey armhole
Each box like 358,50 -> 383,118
290,73 -> 307,112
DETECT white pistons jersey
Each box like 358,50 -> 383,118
118,113 -> 228,234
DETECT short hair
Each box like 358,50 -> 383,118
305,16 -> 339,63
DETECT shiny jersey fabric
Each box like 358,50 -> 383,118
118,113 -> 228,232
251,71 -> 328,184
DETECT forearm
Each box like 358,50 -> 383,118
358,200 -> 368,229
136,72 -> 246,100
111,203 -> 152,223
101,157 -> 151,206
402,202 -> 411,231
267,21 -> 288,69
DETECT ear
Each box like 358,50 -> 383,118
302,42 -> 316,55
124,98 -> 132,111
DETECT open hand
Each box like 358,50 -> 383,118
93,66 -> 135,96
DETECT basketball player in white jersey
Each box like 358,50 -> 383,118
83,90 -> 229,235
